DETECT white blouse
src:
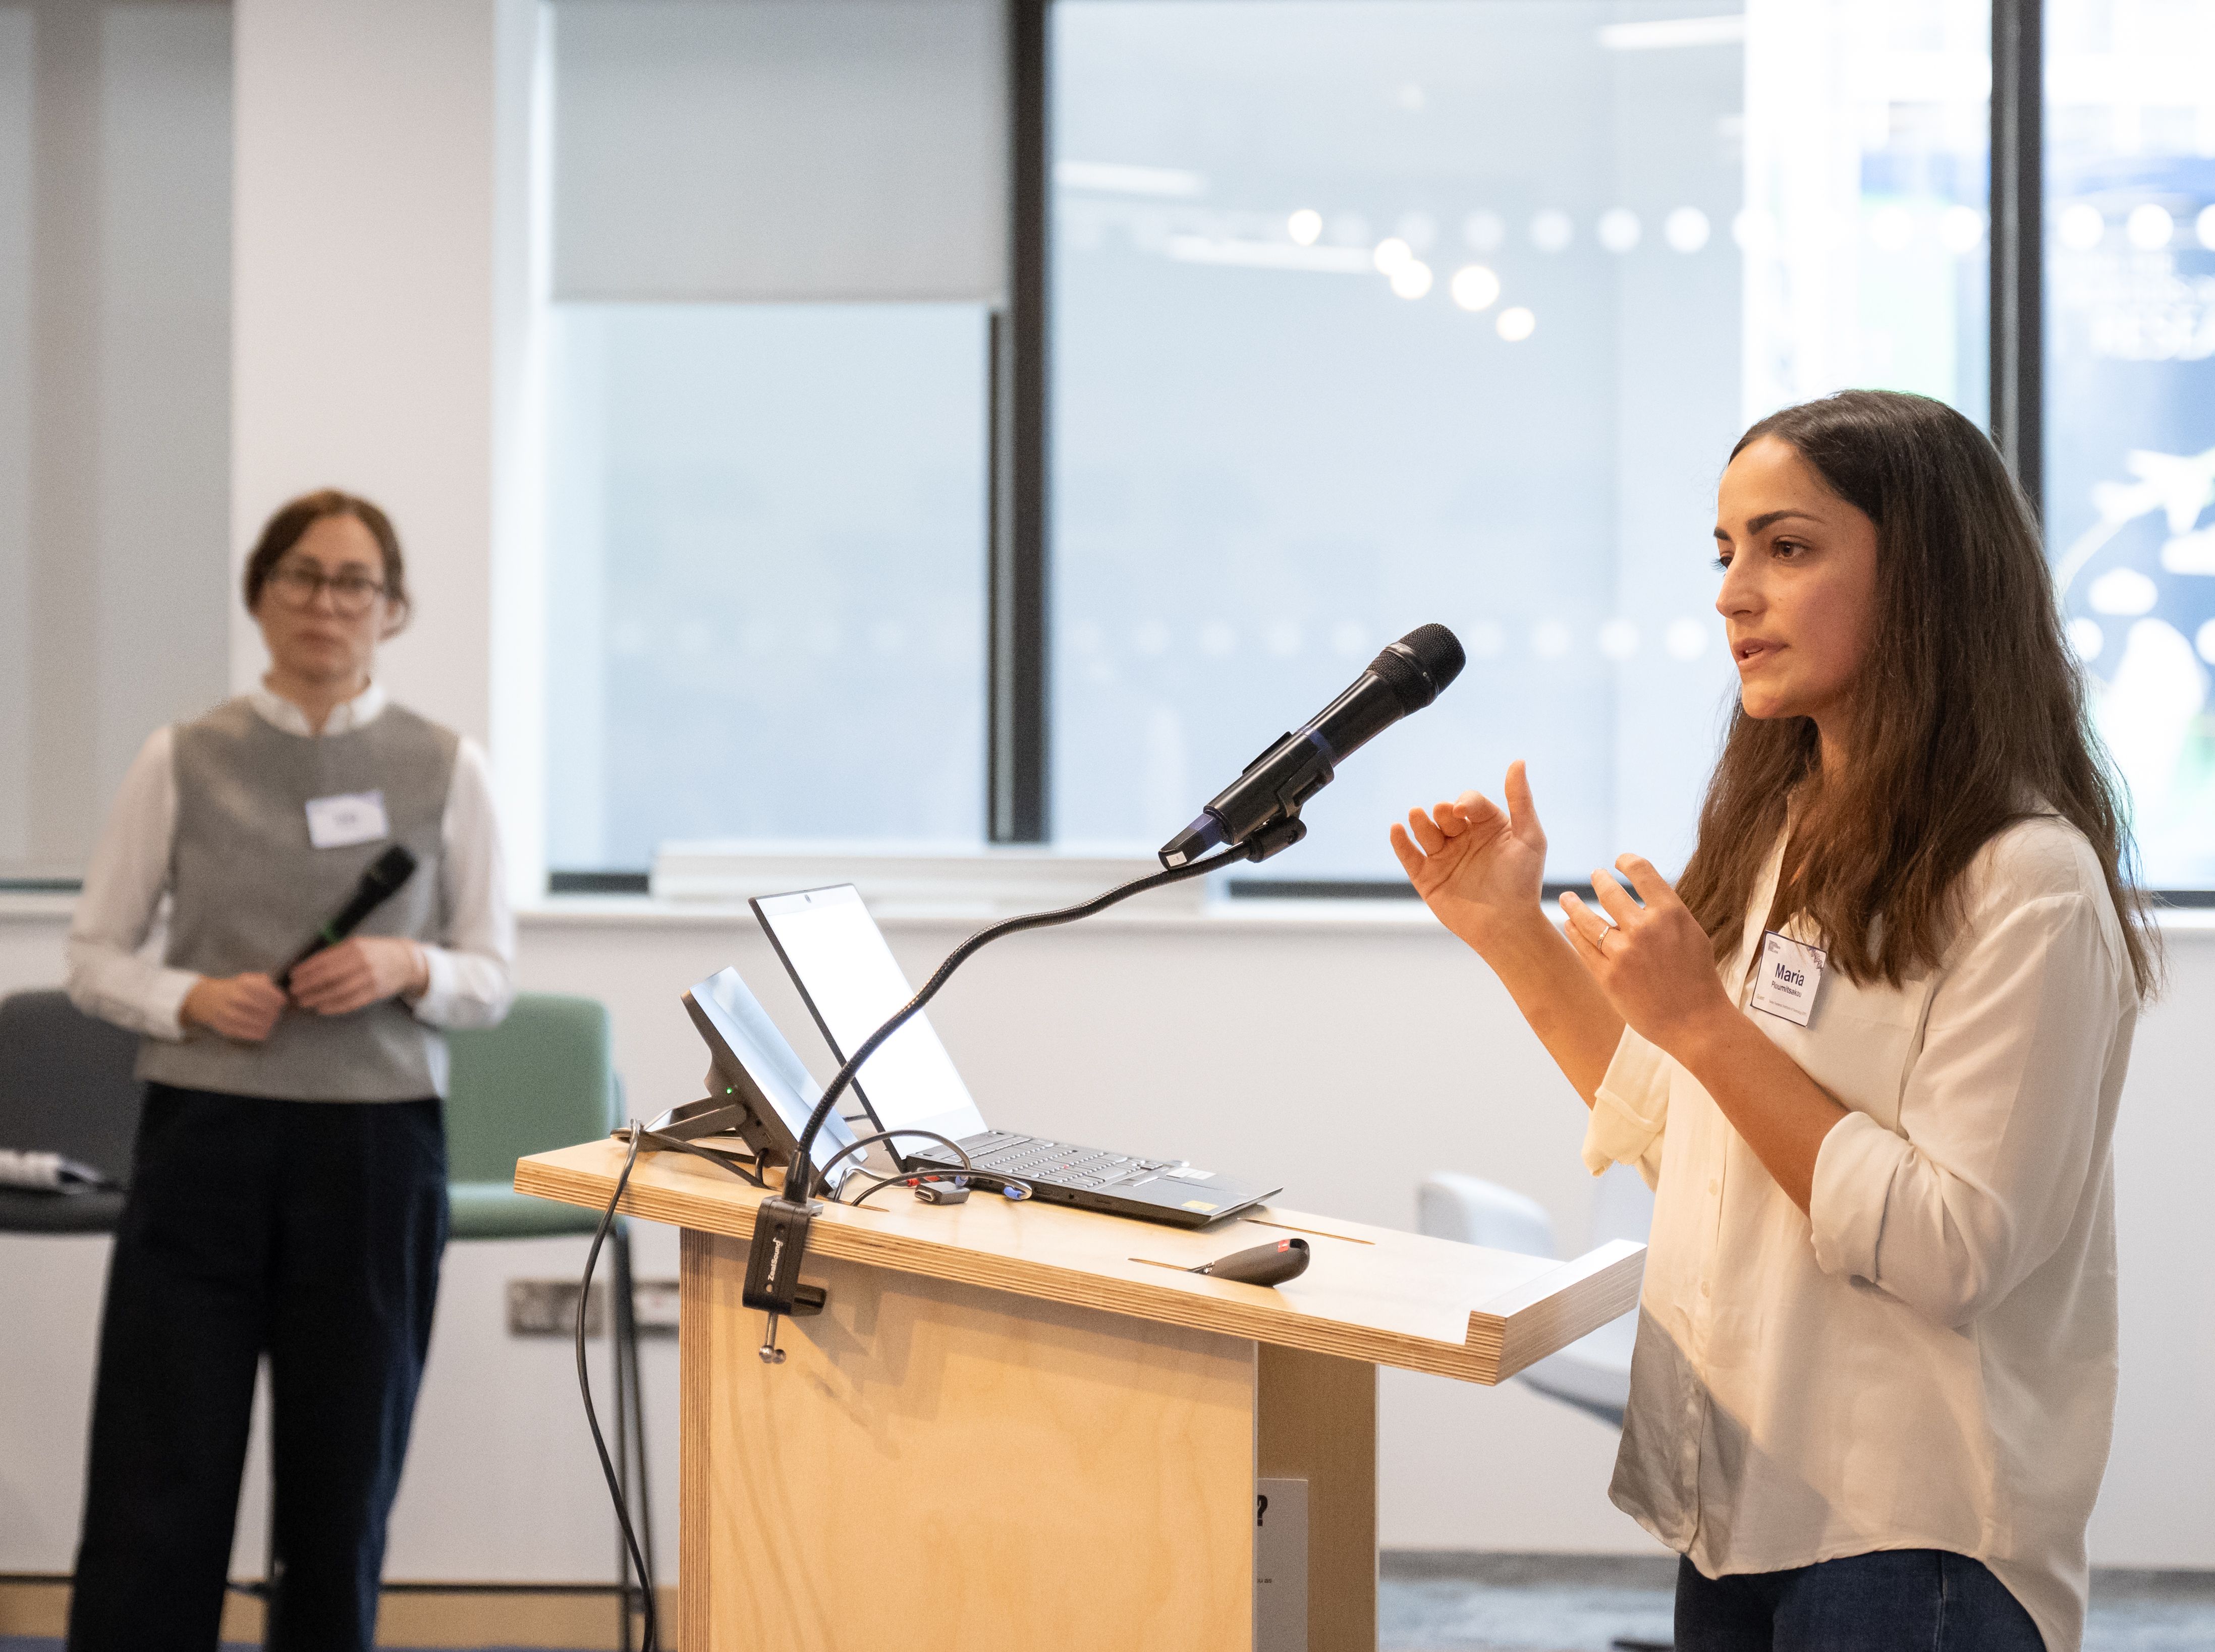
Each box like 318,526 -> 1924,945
1584,815 -> 2136,1652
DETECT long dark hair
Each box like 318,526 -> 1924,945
1675,390 -> 2158,997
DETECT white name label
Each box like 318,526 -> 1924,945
305,789 -> 390,849
1749,930 -> 1826,1027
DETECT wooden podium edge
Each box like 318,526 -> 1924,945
516,1155 -> 1644,1386
1466,1238 -> 1645,1381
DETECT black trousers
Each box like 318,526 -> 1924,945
68,1085 -> 448,1652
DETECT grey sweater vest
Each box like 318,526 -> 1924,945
137,698 -> 461,1101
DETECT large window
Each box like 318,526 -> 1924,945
1049,0 -> 1992,881
2045,0 -> 2215,889
540,0 -> 1003,878
540,0 -> 2215,897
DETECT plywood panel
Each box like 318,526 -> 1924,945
1259,1346 -> 1377,1652
518,1140 -> 1643,1386
684,1231 -> 1256,1651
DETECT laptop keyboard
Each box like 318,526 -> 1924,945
917,1130 -> 1176,1191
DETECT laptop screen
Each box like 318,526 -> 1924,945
752,885 -> 990,1152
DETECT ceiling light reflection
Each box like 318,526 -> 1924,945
1732,208 -> 1778,254
2126,203 -> 2173,251
1665,207 -> 1711,252
2059,203 -> 2105,251
1939,205 -> 1985,254
1389,260 -> 1434,299
1451,264 -> 1501,310
1597,209 -> 1641,253
1463,210 -> 1506,251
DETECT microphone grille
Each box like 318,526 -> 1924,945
1371,624 -> 1466,710
366,843 -> 420,893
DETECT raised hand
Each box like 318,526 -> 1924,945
1557,854 -> 1735,1055
1388,760 -> 1550,959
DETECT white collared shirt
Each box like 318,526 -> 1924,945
66,680 -> 515,1038
1584,815 -> 2134,1652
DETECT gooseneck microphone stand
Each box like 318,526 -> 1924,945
745,835 -> 1277,1362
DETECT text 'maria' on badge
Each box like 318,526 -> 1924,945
1750,930 -> 1826,1027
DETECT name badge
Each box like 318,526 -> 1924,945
305,790 -> 390,849
1749,930 -> 1826,1027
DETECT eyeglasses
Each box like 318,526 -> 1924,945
267,562 -> 387,616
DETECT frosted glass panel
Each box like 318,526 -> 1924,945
543,304 -> 987,869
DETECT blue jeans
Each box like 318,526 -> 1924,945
1676,1550 -> 2045,1651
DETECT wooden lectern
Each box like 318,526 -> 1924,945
516,1140 -> 1642,1652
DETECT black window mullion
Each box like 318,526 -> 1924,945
1989,0 -> 2043,516
989,0 -> 1051,843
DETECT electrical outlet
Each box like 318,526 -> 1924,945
507,1278 -> 605,1337
505,1278 -> 684,1337
635,1278 -> 680,1336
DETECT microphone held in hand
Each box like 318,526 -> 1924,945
275,843 -> 419,991
1159,623 -> 1466,868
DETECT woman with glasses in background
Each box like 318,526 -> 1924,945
63,490 -> 513,1652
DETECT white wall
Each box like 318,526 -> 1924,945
5,902 -> 2212,1576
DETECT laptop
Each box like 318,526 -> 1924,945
749,883 -> 1281,1230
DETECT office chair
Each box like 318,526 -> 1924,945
442,992 -> 654,1650
0,990 -> 143,1234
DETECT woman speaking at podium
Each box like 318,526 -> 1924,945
1396,391 -> 2152,1652
63,490 -> 513,1652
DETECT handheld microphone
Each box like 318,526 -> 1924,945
276,843 -> 419,991
1158,622 -> 1466,868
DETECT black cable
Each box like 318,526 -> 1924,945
615,1125 -> 768,1189
783,843 -> 1256,1207
845,1168 -> 1034,1210
577,1125 -> 657,1652
813,1128 -> 973,1193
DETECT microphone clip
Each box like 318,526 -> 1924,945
1243,816 -> 1307,862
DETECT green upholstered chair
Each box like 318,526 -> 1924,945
445,991 -> 620,1237
443,992 -> 654,1649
